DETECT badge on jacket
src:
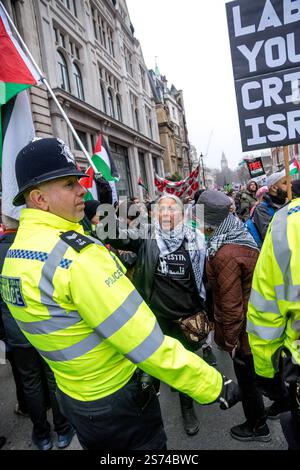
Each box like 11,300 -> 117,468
60,231 -> 94,253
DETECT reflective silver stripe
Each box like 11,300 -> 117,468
19,240 -> 81,335
250,289 -> 281,315
247,319 -> 285,341
292,321 -> 300,333
36,331 -> 102,362
275,284 -> 300,303
16,311 -> 81,335
125,321 -> 164,363
94,290 -> 143,339
272,205 -> 291,293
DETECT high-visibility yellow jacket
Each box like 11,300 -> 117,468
1,209 -> 222,402
247,198 -> 300,378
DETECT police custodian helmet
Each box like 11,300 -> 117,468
13,137 -> 88,206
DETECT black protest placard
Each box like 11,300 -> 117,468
245,157 -> 265,178
226,0 -> 300,152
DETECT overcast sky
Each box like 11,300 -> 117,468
126,0 -> 248,171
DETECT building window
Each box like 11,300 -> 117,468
75,47 -> 80,60
60,33 -> 65,49
91,7 -> 98,38
135,109 -> 140,132
62,0 -> 77,17
101,19 -> 107,48
140,65 -> 146,90
125,47 -> 133,76
107,89 -> 115,118
72,63 -> 84,100
57,50 -> 70,92
107,27 -> 115,57
73,130 -> 88,151
100,82 -> 107,113
116,95 -> 122,122
54,27 -> 59,43
110,143 -> 132,197
138,153 -> 148,188
152,157 -> 159,175
149,119 -> 153,139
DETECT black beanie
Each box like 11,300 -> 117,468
84,200 -> 101,222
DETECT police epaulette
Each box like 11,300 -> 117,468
60,231 -> 94,253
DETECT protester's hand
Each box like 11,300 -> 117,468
218,376 -> 242,410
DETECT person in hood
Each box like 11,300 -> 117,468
239,180 -> 258,221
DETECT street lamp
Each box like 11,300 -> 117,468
200,152 -> 206,188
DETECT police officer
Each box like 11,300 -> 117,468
1,138 -> 241,450
247,196 -> 300,450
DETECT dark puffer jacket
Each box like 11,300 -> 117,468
240,189 -> 257,220
206,244 -> 259,355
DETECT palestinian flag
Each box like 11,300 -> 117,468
80,135 -> 119,202
0,4 -> 40,219
0,4 -> 40,109
290,158 -> 300,175
137,175 -> 148,192
154,166 -> 200,199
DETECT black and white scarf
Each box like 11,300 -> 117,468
154,220 -> 206,300
207,213 -> 259,258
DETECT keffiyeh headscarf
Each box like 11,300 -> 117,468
154,194 -> 206,299
207,213 -> 259,258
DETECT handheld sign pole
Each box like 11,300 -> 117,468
283,146 -> 293,201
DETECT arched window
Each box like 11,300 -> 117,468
57,50 -> 70,92
72,63 -> 84,100
108,89 -> 115,118
100,83 -> 107,113
116,95 -> 122,122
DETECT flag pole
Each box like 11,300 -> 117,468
0,1 -> 99,175
283,145 -> 292,201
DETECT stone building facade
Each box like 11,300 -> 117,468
4,0 -> 165,200
271,144 -> 300,172
148,69 -> 192,178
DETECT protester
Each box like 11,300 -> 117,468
249,186 -> 269,217
1,138 -> 240,451
99,193 -> 238,436
253,170 -> 290,242
239,180 -> 258,220
247,197 -> 300,449
198,190 -> 271,442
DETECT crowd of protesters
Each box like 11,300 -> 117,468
0,151 -> 300,450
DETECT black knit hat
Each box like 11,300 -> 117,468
84,200 -> 101,221
197,190 -> 231,226
13,138 -> 87,206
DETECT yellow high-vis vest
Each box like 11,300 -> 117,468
247,198 -> 300,378
1,208 -> 222,402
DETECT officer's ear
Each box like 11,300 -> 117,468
26,187 -> 50,211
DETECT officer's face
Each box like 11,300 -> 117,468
37,176 -> 86,222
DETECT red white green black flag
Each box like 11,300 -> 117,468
0,4 -> 40,219
80,134 -> 119,202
